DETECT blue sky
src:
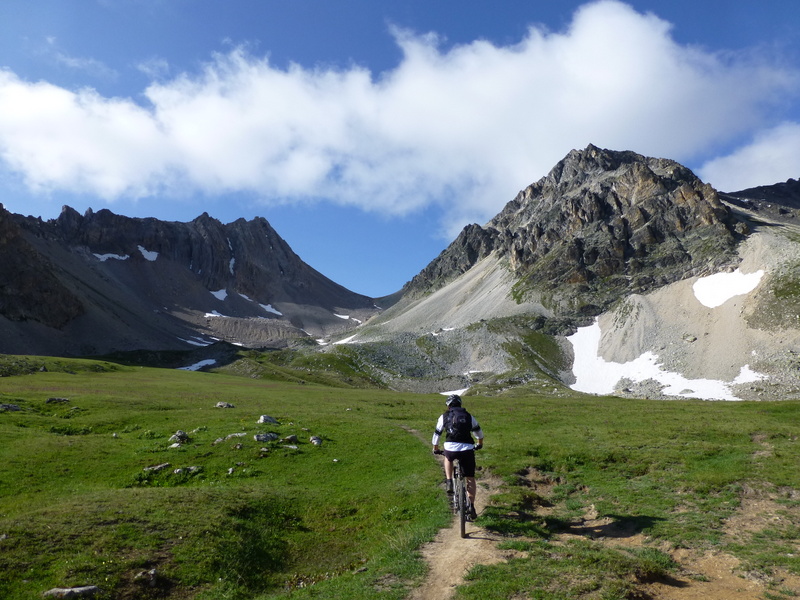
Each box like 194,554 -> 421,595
0,1 -> 799,297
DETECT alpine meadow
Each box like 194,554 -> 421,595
1,350 -> 800,599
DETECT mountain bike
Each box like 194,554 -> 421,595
452,456 -> 471,538
434,450 -> 475,538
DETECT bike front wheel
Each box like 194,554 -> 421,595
456,476 -> 467,538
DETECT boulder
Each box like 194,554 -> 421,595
143,463 -> 170,472
169,430 -> 189,443
134,569 -> 159,588
42,585 -> 100,598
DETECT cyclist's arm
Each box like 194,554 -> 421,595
432,415 -> 445,451
472,417 -> 484,444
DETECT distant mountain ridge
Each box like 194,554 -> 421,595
4,144 -> 800,402
0,205 -> 376,356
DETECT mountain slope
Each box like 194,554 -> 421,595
0,205 -> 376,356
336,145 -> 800,400
404,145 -> 744,315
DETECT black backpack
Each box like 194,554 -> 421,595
444,407 -> 473,443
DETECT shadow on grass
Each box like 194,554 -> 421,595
548,514 -> 667,541
480,507 -> 667,544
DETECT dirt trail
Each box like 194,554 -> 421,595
409,467 -> 507,600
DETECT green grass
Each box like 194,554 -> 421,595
458,540 -> 678,599
0,364 -> 447,599
456,394 -> 800,598
2,357 -> 800,599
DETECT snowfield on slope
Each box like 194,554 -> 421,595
569,268 -> 767,400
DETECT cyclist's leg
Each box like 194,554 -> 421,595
443,456 -> 454,480
458,450 -> 478,508
442,452 -> 455,494
466,477 -> 476,503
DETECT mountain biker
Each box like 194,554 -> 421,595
432,394 -> 484,520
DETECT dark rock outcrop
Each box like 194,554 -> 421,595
721,178 -> 800,222
726,178 -> 800,207
0,207 -> 84,328
404,145 -> 742,313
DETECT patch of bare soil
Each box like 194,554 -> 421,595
411,452 -> 800,600
549,500 -> 765,600
409,466 -> 508,600
635,441 -> 800,600
557,482 -> 800,600
603,484 -> 800,600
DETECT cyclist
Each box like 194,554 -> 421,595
432,394 -> 484,519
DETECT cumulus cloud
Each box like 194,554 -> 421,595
0,71 -> 170,197
0,0 -> 797,235
698,122 -> 800,192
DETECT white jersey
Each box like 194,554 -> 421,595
432,412 -> 483,452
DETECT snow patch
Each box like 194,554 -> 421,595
138,245 -> 158,261
94,252 -> 129,261
229,258 -> 235,275
211,289 -> 227,301
440,388 -> 469,397
334,313 -> 350,320
733,365 -> 766,384
205,310 -> 227,318
693,269 -> 764,308
432,327 -> 456,336
568,319 -> 767,401
178,359 -> 217,371
261,303 -> 283,316
179,337 -> 214,347
334,334 -> 358,345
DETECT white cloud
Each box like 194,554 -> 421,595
0,70 -> 171,198
0,1 -> 797,235
698,122 -> 800,192
45,37 -> 118,80
54,52 -> 117,80
136,57 -> 171,79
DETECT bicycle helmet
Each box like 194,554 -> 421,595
445,394 -> 462,407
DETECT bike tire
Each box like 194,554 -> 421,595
456,466 -> 467,538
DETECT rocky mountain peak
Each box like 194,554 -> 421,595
405,145 -> 743,314
0,205 -> 376,355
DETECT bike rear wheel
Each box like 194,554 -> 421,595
455,461 -> 467,538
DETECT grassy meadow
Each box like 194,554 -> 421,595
1,353 -> 799,599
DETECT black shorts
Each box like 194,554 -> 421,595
444,449 -> 476,477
